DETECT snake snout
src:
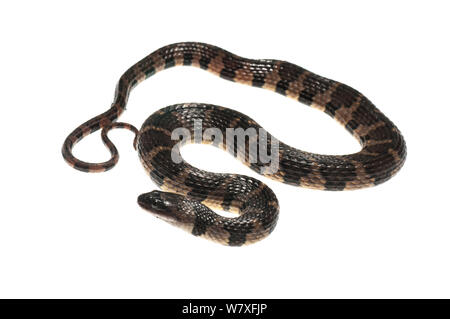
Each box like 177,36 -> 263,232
137,190 -> 182,223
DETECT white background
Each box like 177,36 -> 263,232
1,1 -> 449,298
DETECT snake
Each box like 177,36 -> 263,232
62,42 -> 406,246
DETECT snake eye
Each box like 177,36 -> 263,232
150,197 -> 168,211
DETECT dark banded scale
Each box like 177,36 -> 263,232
62,42 -> 406,246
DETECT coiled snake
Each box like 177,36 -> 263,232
62,42 -> 406,246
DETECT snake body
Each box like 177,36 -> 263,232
62,42 -> 406,246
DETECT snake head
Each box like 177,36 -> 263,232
138,190 -> 192,225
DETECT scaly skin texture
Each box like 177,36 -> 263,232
62,42 -> 406,246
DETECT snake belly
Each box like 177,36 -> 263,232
62,42 -> 407,246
